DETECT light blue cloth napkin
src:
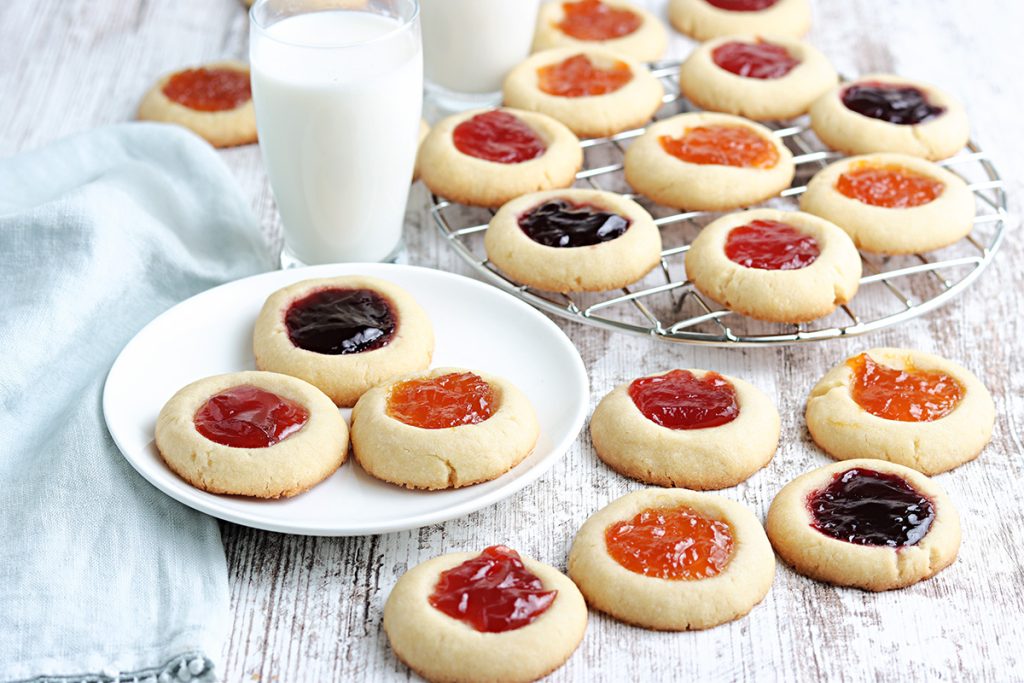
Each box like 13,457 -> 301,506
0,123 -> 274,682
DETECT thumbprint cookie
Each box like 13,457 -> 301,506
532,0 -> 669,61
669,0 -> 811,41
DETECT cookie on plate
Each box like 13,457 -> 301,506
799,152 -> 975,254
806,347 -> 995,475
384,545 -> 587,683
569,489 -> 775,630
503,47 -> 664,138
590,368 -> 779,489
417,108 -> 582,207
766,458 -> 960,591
532,0 -> 668,61
809,74 -> 970,160
669,0 -> 811,41
684,209 -> 861,322
678,35 -> 837,120
624,112 -> 795,210
155,370 -> 348,498
137,61 -> 256,148
351,367 -> 539,490
484,188 -> 662,292
253,275 -> 434,407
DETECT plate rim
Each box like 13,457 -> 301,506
102,263 -> 589,536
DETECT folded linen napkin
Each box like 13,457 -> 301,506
0,123 -> 273,682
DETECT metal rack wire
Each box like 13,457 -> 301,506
429,61 -> 1012,346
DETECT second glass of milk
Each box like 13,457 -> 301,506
250,0 -> 422,266
421,0 -> 541,110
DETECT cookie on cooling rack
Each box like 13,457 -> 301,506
568,488 -> 775,630
810,74 -> 970,160
351,367 -> 540,490
532,0 -> 669,61
384,545 -> 587,683
138,61 -> 256,148
155,371 -> 348,498
417,108 -> 582,207
503,47 -> 664,138
684,209 -> 861,323
799,152 -> 975,254
590,368 -> 779,489
678,35 -> 837,120
412,119 -> 429,182
805,347 -> 994,475
624,112 -> 795,210
483,188 -> 662,292
253,275 -> 434,407
669,0 -> 811,41
766,459 -> 960,591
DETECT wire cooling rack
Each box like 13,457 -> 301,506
428,61 -> 1012,346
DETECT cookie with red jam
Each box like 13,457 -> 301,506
669,0 -> 811,41
532,0 -> 669,61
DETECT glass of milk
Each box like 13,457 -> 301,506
420,0 -> 541,111
250,0 -> 422,266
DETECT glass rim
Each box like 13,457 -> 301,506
249,0 -> 420,50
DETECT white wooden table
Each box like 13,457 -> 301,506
2,1 -> 1022,680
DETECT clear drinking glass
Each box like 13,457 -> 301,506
250,0 -> 422,266
421,0 -> 541,111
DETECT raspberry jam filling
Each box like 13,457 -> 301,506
518,199 -> 630,247
847,353 -> 964,422
809,468 -> 936,547
194,385 -> 308,449
557,0 -> 642,41
387,372 -> 495,429
162,68 -> 251,112
725,219 -> 820,270
836,163 -> 945,208
606,506 -> 734,580
628,369 -> 739,430
285,288 -> 396,355
841,82 -> 946,125
712,40 -> 800,79
537,54 -> 633,97
452,110 -> 546,164
659,125 -> 779,168
428,545 -> 557,633
705,0 -> 779,10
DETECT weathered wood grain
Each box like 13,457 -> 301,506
2,0 -> 1022,680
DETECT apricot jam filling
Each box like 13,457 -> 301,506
387,372 -> 495,429
659,125 -> 779,168
557,0 -> 642,41
809,468 -> 935,547
725,219 -> 820,270
841,82 -> 945,125
712,40 -> 800,79
452,110 -> 546,164
537,54 -> 633,97
606,506 -> 734,579
162,68 -> 251,112
285,288 -> 395,355
429,545 -> 557,632
705,0 -> 779,10
836,163 -> 944,208
847,353 -> 964,422
628,369 -> 739,430
194,385 -> 308,448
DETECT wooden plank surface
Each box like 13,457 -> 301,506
2,0 -> 1022,680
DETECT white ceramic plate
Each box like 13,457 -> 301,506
103,263 -> 588,536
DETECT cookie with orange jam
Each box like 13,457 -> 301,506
384,546 -> 587,683
669,0 -> 811,41
624,112 -> 795,210
684,208 -> 861,322
155,371 -> 348,498
590,368 -> 779,488
568,489 -> 775,630
532,0 -> 669,61
137,61 -> 256,147
766,458 -> 961,591
800,152 -> 975,254
806,348 -> 995,475
417,107 -> 582,207
678,35 -> 837,120
503,47 -> 664,138
350,367 -> 539,489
